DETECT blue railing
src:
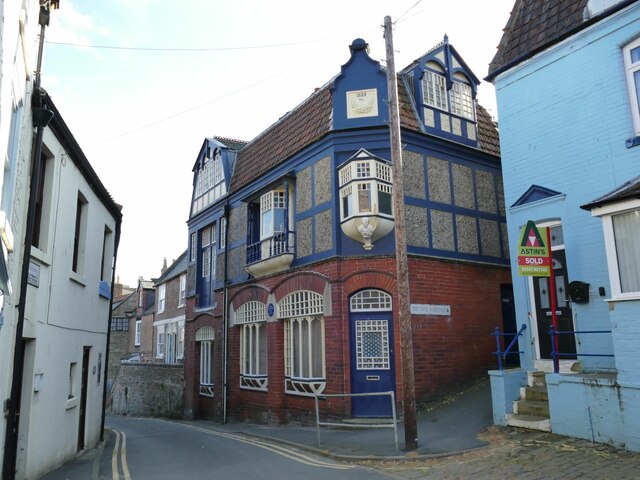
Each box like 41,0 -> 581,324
549,327 -> 614,373
492,324 -> 527,370
246,231 -> 294,265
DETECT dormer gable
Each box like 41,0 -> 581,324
331,38 -> 389,131
190,137 -> 245,218
401,35 -> 481,148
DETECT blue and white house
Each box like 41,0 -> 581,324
487,0 -> 640,452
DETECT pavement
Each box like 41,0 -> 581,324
39,378 -> 640,479
210,378 -> 493,459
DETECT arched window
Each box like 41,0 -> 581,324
195,326 -> 215,397
350,289 -> 392,312
279,291 -> 325,396
235,302 -> 268,391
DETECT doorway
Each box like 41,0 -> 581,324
349,290 -> 395,418
78,347 -> 90,451
530,224 -> 576,361
500,284 -> 519,367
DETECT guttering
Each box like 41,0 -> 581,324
222,202 -> 230,424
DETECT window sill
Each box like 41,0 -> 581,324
625,135 -> 640,148
605,295 -> 640,302
69,271 -> 86,287
66,397 -> 79,410
30,246 -> 51,266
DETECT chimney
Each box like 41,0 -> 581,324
161,257 -> 168,275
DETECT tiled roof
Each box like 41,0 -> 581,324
581,175 -> 640,210
229,86 -> 333,193
230,70 -> 501,194
476,104 -> 501,156
214,136 -> 247,151
487,0 -> 634,80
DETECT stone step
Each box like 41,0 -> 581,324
506,413 -> 551,432
514,399 -> 550,417
528,371 -> 547,388
521,385 -> 549,402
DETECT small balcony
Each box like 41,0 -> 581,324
245,231 -> 295,278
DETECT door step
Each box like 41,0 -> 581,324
505,371 -> 551,432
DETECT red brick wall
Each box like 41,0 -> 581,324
185,256 -> 511,423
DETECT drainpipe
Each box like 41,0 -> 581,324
222,202 -> 230,423
100,216 -> 121,440
3,4 -> 56,477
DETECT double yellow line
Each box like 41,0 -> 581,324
111,429 -> 132,480
159,419 -> 353,471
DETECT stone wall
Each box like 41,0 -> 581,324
109,363 -> 184,418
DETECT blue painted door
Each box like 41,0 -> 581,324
349,311 -> 395,417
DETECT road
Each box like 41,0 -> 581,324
51,415 -> 394,480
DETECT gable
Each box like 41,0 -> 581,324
512,184 -> 563,207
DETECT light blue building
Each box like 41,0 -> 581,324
486,0 -> 640,451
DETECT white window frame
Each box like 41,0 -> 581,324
260,190 -> 286,240
450,80 -> 474,120
422,70 -> 448,111
624,37 -> 640,135
280,291 -> 326,396
219,217 -> 226,249
157,284 -> 166,313
134,320 -> 141,346
591,198 -> 640,300
236,301 -> 268,391
192,149 -> 227,215
196,326 -> 215,396
178,275 -> 186,307
156,326 -> 165,358
338,159 -> 393,221
177,326 -> 185,360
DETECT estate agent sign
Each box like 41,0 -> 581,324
517,221 -> 551,277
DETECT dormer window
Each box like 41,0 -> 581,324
422,70 -> 448,111
450,79 -> 474,120
192,147 -> 226,216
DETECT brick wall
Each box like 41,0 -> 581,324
185,255 -> 510,424
109,364 -> 184,418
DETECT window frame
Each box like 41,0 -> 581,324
280,291 -> 326,396
178,274 -> 186,307
157,284 -> 166,313
196,326 -> 215,396
449,80 -> 474,120
592,198 -> 640,300
156,326 -> 165,358
134,320 -> 141,346
623,37 -> 640,135
236,301 -> 268,391
422,70 -> 449,111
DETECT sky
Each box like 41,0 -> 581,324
42,0 -> 514,287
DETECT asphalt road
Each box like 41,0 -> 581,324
100,416 -> 392,480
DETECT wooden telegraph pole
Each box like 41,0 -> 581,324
384,15 -> 418,451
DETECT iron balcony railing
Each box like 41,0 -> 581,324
246,230 -> 294,265
492,324 -> 527,371
548,327 -> 614,374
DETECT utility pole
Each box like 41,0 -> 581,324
384,15 -> 418,451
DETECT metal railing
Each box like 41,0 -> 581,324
314,391 -> 399,452
246,231 -> 294,265
492,324 -> 527,370
549,327 -> 614,373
